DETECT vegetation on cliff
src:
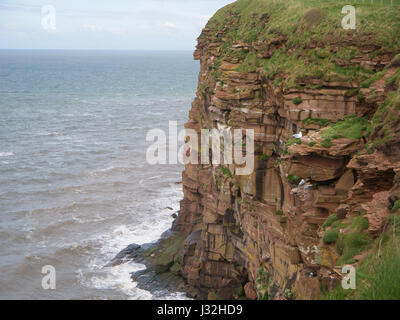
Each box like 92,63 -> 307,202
204,0 -> 400,88
325,221 -> 400,300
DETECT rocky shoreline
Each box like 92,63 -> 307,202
105,216 -> 193,298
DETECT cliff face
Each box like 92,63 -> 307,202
172,0 -> 400,300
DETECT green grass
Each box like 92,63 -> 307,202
325,231 -> 400,300
323,229 -> 339,244
236,51 -> 260,72
336,233 -> 371,265
287,174 -> 301,184
199,83 -> 208,92
365,77 -> 400,153
303,118 -> 331,127
394,172 -> 400,185
320,115 -> 371,147
391,215 -> 400,235
221,167 -> 234,179
345,88 -> 359,97
357,241 -> 400,300
392,200 -> 400,213
348,55 -> 400,155
336,216 -> 372,265
331,220 -> 349,230
323,214 -> 338,230
352,216 -> 370,231
255,266 -> 270,300
205,0 -> 400,88
321,139 -> 333,148
361,69 -> 387,88
386,68 -> 400,86
285,138 -> 302,147
293,97 -> 303,105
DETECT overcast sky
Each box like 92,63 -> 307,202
0,0 -> 234,50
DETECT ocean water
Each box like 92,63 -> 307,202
0,50 -> 198,299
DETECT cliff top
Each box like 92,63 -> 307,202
200,0 -> 400,88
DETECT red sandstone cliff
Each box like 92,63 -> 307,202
169,1 -> 400,300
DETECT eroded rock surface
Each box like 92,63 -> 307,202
165,1 -> 400,300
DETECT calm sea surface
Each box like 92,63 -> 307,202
0,50 -> 198,299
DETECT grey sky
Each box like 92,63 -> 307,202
0,0 -> 235,50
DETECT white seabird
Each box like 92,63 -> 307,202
293,131 -> 303,139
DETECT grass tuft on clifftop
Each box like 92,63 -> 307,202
320,115 -> 370,147
205,0 -> 400,88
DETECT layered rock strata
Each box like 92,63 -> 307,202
167,1 -> 400,300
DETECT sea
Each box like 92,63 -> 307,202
0,50 -> 198,299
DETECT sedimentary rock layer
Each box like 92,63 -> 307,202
169,1 -> 400,300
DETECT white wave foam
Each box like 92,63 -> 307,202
77,261 -> 152,300
0,152 -> 14,157
79,187 -> 186,299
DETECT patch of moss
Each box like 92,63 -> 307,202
321,139 -> 332,148
284,288 -> 294,300
255,266 -> 270,300
345,88 -> 359,97
287,174 -> 301,184
292,97 -> 303,105
144,233 -> 186,274
221,167 -> 233,179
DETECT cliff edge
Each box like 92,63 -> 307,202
170,0 -> 400,300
